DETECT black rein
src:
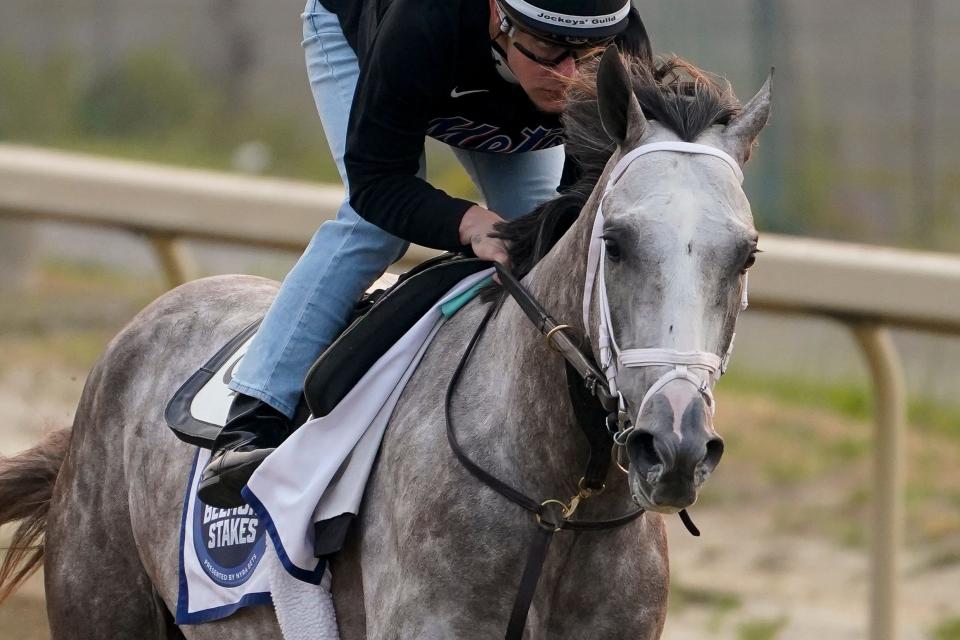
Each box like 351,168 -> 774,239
444,267 -> 646,640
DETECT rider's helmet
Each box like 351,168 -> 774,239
494,0 -> 633,49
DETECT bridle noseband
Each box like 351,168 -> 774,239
445,141 -> 748,640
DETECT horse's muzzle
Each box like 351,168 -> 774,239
623,389 -> 724,511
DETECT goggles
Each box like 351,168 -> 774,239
496,11 -> 614,67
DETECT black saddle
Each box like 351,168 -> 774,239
166,254 -> 489,448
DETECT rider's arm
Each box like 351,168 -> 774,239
344,2 -> 478,254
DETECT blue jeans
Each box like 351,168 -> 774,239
228,0 -> 566,417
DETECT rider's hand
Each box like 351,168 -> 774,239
459,205 -> 511,267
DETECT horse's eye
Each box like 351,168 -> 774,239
603,237 -> 621,262
741,251 -> 757,273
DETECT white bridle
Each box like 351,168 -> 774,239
581,142 -> 749,444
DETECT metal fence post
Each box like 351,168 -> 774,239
850,324 -> 907,640
149,234 -> 196,289
0,220 -> 37,290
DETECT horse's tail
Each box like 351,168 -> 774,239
0,427 -> 72,603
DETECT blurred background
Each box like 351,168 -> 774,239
0,0 -> 957,639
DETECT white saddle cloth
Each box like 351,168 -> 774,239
177,447 -> 338,640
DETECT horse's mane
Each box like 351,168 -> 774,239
495,55 -> 743,278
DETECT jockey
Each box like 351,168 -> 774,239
198,0 -> 651,508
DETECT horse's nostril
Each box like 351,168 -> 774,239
704,437 -> 724,469
629,431 -> 660,469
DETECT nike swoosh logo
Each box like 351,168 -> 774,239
450,87 -> 489,98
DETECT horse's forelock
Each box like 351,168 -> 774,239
564,54 -> 743,157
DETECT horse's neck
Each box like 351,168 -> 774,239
478,193 -> 633,513
522,154 -> 616,327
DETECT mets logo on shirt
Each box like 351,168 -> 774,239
427,117 -> 564,152
193,499 -> 267,587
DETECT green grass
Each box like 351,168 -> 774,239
721,369 -> 960,442
721,369 -> 871,419
737,617 -> 788,640
670,582 -> 743,633
932,617 -> 960,640
914,547 -> 960,574
670,582 -> 742,613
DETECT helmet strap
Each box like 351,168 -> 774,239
495,1 -> 512,35
490,1 -> 519,83
490,38 -> 520,84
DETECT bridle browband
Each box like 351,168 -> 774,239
445,141 -> 747,639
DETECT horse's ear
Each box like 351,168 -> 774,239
722,69 -> 773,165
597,45 -> 646,147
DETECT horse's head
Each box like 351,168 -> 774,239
580,47 -> 772,513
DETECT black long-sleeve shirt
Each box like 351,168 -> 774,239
321,0 -> 650,251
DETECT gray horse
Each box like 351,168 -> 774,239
0,49 -> 770,639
